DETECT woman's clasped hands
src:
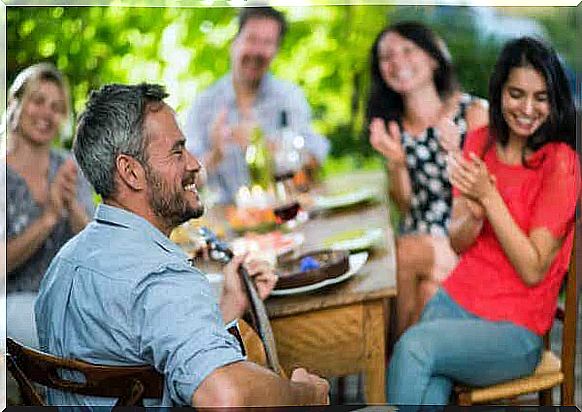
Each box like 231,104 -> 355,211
45,159 -> 80,220
448,151 -> 497,218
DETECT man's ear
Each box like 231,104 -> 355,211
115,154 -> 146,191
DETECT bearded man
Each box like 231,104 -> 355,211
34,83 -> 329,407
185,6 -> 329,204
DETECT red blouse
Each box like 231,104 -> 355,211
443,126 -> 580,335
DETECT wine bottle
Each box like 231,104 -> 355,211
277,110 -> 309,191
245,123 -> 273,191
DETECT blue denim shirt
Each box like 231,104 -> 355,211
185,72 -> 330,204
35,204 -> 244,406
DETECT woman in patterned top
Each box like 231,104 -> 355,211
5,63 -> 94,347
366,22 -> 488,337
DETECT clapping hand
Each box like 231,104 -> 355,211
211,108 -> 252,153
45,158 -> 79,220
448,151 -> 497,205
369,118 -> 406,168
58,158 -> 80,209
230,121 -> 251,150
436,117 -> 461,154
209,108 -> 230,163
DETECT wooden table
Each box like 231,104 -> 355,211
265,170 -> 397,404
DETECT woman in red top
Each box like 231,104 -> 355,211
387,36 -> 579,407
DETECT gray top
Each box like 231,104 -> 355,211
185,72 -> 330,204
6,149 -> 95,293
35,204 -> 245,406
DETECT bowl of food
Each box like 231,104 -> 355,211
225,206 -> 277,234
275,249 -> 349,290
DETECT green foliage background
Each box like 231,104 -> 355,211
6,5 -> 578,174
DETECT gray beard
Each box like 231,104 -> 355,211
145,166 -> 204,230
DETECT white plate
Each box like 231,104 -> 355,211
270,252 -> 369,296
312,188 -> 378,211
325,228 -> 384,252
276,233 -> 305,256
231,232 -> 304,257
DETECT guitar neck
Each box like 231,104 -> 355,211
198,227 -> 285,378
239,266 -> 283,376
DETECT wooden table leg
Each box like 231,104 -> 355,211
363,299 -> 387,404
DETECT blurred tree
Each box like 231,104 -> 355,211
6,5 -> 576,162
7,7 -> 235,123
500,7 -> 578,71
6,5 -> 392,157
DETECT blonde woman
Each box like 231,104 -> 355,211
6,63 -> 94,347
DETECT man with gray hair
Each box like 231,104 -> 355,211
35,83 -> 329,407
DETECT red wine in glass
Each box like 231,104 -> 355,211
274,171 -> 295,182
274,201 -> 300,224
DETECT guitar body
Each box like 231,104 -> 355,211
238,319 -> 287,378
238,319 -> 268,368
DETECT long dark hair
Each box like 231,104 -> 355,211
488,36 -> 575,158
366,21 -> 459,125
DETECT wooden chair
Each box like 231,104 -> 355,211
6,337 -> 164,406
455,238 -> 578,406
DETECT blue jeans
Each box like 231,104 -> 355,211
387,288 -> 543,407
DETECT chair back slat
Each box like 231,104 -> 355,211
560,228 -> 578,405
6,337 -> 164,403
6,353 -> 45,405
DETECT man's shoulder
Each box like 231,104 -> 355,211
266,75 -> 303,96
196,74 -> 232,101
57,220 -> 195,283
39,221 -> 209,306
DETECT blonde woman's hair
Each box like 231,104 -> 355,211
6,62 -> 71,134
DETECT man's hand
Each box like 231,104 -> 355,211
231,121 -> 251,150
208,108 -> 229,165
219,254 -> 277,323
243,257 -> 277,300
192,361 -> 330,407
290,368 -> 330,405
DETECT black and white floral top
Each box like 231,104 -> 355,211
6,149 -> 95,293
400,94 -> 483,237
